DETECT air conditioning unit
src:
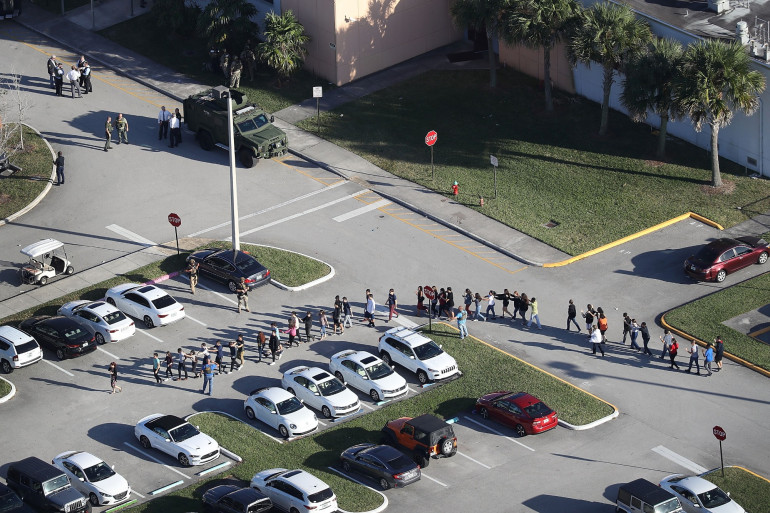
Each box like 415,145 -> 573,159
708,0 -> 729,13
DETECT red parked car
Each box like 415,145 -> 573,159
684,236 -> 768,283
475,391 -> 558,437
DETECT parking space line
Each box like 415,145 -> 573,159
185,314 -> 207,327
333,199 -> 392,222
105,224 -> 157,246
98,347 -> 120,360
456,451 -> 491,469
233,193 -> 363,238
41,359 -> 74,377
136,329 -> 163,343
122,442 -> 190,479
420,472 -> 449,487
461,416 -> 535,451
130,490 -> 145,499
360,402 -> 375,410
187,181 -> 348,237
651,445 -> 708,474
178,275 -> 237,305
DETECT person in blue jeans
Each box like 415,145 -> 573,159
526,297 -> 542,329
703,343 -> 714,376
473,293 -> 486,321
629,320 -> 641,351
485,291 -> 497,320
201,361 -> 218,395
686,340 -> 700,374
456,309 -> 468,340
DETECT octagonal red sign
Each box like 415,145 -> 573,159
425,130 -> 437,147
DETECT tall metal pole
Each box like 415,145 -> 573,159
226,90 -> 240,252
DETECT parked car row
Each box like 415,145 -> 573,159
5,452 -> 132,513
617,476 -> 748,513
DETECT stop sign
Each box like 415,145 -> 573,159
168,213 -> 181,227
425,130 -> 437,146
423,285 -> 435,300
713,426 -> 726,441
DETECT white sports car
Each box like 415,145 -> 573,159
281,366 -> 360,419
57,300 -> 135,344
134,414 -> 219,466
328,350 -> 408,403
52,451 -> 131,506
243,387 -> 318,439
105,283 -> 185,328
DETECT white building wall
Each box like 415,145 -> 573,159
572,1 -> 770,176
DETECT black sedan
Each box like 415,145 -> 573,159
187,248 -> 271,292
684,236 -> 768,282
202,485 -> 271,513
18,316 -> 96,360
340,443 -> 421,490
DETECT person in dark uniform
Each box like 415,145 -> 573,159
54,63 -> 64,96
47,55 -> 57,88
186,258 -> 199,294
104,116 -> 113,151
54,151 -> 65,185
81,62 -> 92,93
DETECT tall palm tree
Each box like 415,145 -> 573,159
620,37 -> 684,159
567,1 -> 651,135
499,0 -> 581,112
258,10 -> 311,86
675,40 -> 766,187
450,0 -> 509,88
198,0 -> 258,50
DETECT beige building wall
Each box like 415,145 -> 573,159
499,41 -> 575,94
283,0 -> 461,86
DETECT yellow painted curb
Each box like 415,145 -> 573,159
543,212 -> 723,268
730,465 -> 770,485
432,322 -> 619,417
660,313 -> 770,379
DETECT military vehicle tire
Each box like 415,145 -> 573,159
198,130 -> 214,151
238,148 -> 256,168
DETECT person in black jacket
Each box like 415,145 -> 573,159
567,299 -> 581,331
268,326 -> 281,365
47,55 -> 57,88
54,151 -> 65,185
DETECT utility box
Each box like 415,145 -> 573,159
708,0 -> 729,13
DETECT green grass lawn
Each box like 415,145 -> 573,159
126,323 -> 616,513
0,244 -> 330,326
1,125 -> 53,221
0,378 -> 11,399
200,242 -> 330,288
97,15 -> 327,114
297,69 -> 770,256
704,467 -> 770,513
664,272 -> 770,372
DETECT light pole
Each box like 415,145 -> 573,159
214,86 -> 240,252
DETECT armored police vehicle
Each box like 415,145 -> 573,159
183,86 -> 288,168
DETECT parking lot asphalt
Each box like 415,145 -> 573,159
3,10 -> 770,513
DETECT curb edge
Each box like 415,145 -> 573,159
0,375 -> 18,404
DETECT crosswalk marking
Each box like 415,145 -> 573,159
652,445 -> 708,474
106,224 -> 157,246
333,199 -> 391,222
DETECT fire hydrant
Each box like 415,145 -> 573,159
452,181 -> 459,197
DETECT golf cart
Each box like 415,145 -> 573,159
20,239 -> 74,285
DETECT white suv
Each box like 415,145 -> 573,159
0,325 -> 43,374
378,327 -> 459,384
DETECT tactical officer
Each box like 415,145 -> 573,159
115,113 -> 129,144
220,53 -> 230,83
104,116 -> 113,151
235,277 -> 250,313
229,57 -> 242,89
240,45 -> 256,82
186,258 -> 199,294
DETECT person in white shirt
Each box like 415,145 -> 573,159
66,66 -> 81,98
365,293 -> 376,327
158,106 -> 171,140
590,325 -> 605,357
169,113 -> 180,148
